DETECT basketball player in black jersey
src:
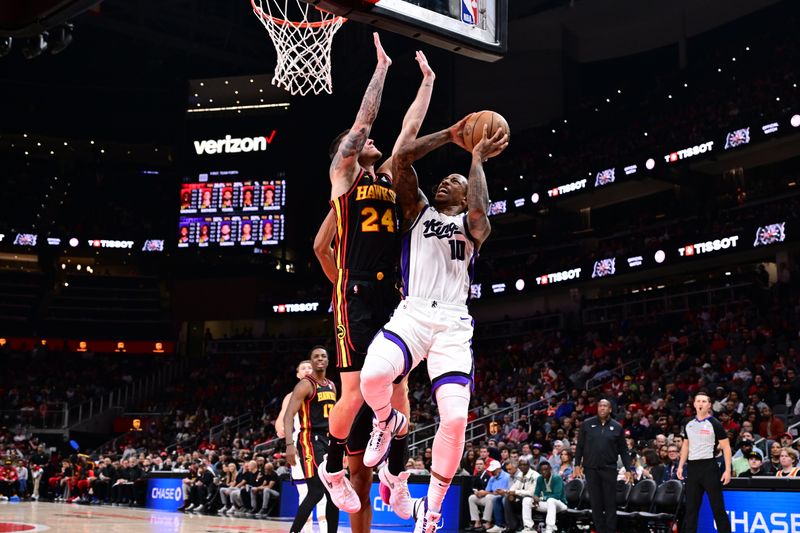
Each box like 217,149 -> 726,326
315,33 -> 435,525
284,346 -> 339,533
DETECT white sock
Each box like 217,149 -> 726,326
427,383 -> 470,512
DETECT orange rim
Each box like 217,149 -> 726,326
251,0 -> 346,28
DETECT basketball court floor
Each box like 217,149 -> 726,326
0,502 -> 400,533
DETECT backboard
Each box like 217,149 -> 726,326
304,0 -> 507,62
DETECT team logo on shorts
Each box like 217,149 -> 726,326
337,325 -> 346,339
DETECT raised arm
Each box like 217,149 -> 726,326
313,209 -> 337,284
330,33 -> 392,199
283,379 -> 314,466
465,126 -> 507,248
377,51 -> 435,177
392,115 -> 472,225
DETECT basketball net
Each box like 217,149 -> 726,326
251,0 -> 346,96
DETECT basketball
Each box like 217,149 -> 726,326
462,110 -> 511,157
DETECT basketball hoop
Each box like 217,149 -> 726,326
251,0 -> 346,96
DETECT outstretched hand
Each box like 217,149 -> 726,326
416,50 -> 434,80
448,113 -> 474,152
374,32 -> 392,68
473,125 -> 509,161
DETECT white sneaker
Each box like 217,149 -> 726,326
318,459 -> 361,513
193,504 -> 204,513
364,410 -> 408,468
185,504 -> 195,511
486,526 -> 504,533
378,466 -> 412,519
413,497 -> 442,533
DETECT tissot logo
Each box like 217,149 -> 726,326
193,131 -> 276,155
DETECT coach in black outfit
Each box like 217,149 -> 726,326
574,399 -> 634,533
677,391 -> 732,533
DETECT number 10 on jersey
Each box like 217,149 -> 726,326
449,239 -> 465,261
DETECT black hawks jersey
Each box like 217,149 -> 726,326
330,168 -> 398,275
297,376 -> 336,434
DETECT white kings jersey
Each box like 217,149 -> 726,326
400,206 -> 476,305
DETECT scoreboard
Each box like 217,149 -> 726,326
178,172 -> 287,248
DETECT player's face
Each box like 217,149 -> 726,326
242,224 -> 251,236
359,138 -> 382,163
180,227 -> 188,237
221,225 -> 230,235
263,223 -> 273,239
244,190 -> 253,205
597,399 -> 612,418
310,349 -> 328,371
202,191 -> 212,204
434,174 -> 468,209
200,225 -> 209,236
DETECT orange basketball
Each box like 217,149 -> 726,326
462,110 -> 510,157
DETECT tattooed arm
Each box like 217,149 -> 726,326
378,50 -> 435,177
330,33 -> 391,199
465,126 -> 508,248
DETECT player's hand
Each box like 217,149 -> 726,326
374,33 -> 392,69
572,466 -> 583,479
721,469 -> 731,485
448,113 -> 473,151
473,125 -> 509,161
677,465 -> 684,481
285,444 -> 297,466
416,50 -> 434,81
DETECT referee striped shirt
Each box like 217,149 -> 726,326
682,416 -> 727,460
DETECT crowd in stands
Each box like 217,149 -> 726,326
0,267 -> 797,532
0,351 -> 169,429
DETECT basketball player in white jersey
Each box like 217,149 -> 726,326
276,360 -> 329,533
359,119 -> 507,532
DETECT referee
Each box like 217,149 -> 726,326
677,391 -> 732,533
574,399 -> 633,533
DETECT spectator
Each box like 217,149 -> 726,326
556,450 -> 574,481
467,459 -> 508,533
758,406 -> 785,440
732,439 -> 759,476
186,462 -> 214,513
503,458 -> 538,532
0,460 -> 19,501
738,452 -> 768,477
219,463 -> 244,515
775,448 -> 800,477
521,461 -> 567,533
251,462 -> 280,517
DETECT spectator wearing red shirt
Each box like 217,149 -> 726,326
758,406 -> 786,440
0,461 -> 19,499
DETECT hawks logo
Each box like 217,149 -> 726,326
336,325 -> 346,339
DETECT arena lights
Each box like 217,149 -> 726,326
677,235 -> 739,257
627,256 -> 644,267
762,122 -> 779,135
88,239 -> 134,249
724,128 -> 750,150
753,222 -> 786,247
470,284 -> 482,299
547,179 -> 587,197
531,193 -> 540,204
491,283 -> 506,294
192,132 -> 277,155
654,250 -> 666,264
664,141 -> 714,163
14,234 -> 37,246
272,302 -> 320,313
535,268 -> 582,286
515,279 -> 525,291
68,238 -> 79,247
591,258 -> 616,278
792,115 -> 800,128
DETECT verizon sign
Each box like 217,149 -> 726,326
193,131 -> 276,155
